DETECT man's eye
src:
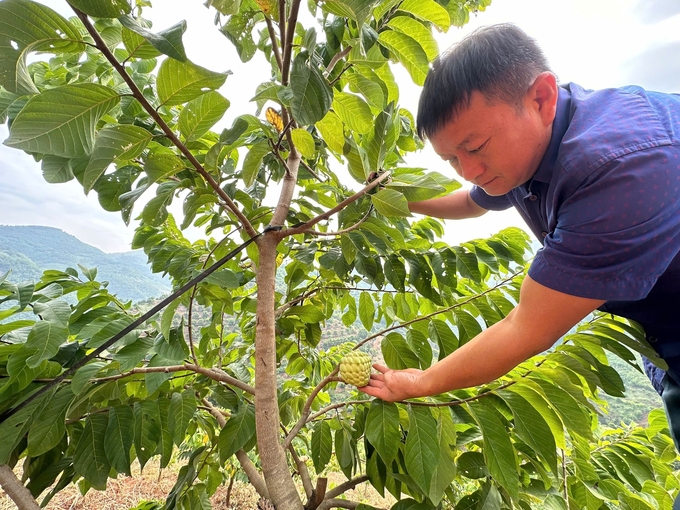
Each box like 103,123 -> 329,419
469,140 -> 488,154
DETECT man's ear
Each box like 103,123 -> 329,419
526,72 -> 558,126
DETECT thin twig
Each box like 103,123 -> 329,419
354,269 -> 523,351
265,15 -> 283,71
280,172 -> 391,237
303,207 -> 373,236
71,7 -> 257,239
307,401 -> 369,423
324,45 -> 353,78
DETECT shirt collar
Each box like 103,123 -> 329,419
530,85 -> 572,184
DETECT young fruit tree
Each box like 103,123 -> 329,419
0,0 -> 679,509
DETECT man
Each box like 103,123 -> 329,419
360,24 -> 680,445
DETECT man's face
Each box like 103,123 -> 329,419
429,90 -> 552,196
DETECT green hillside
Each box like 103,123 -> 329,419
0,225 -> 170,301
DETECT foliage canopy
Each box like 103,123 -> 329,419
0,0 -> 678,509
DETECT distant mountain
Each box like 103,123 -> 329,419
0,225 -> 170,302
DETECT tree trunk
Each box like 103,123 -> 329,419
255,233 -> 303,510
0,465 -> 40,510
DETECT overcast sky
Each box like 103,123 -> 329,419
0,0 -> 678,252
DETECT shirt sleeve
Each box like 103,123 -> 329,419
528,146 -> 680,301
469,186 -> 513,211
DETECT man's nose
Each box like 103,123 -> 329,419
457,156 -> 485,182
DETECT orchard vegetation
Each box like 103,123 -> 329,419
0,0 -> 678,509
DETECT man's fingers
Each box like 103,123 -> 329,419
372,363 -> 389,374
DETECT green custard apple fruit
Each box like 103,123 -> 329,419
340,351 -> 372,387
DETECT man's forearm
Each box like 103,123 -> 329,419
409,189 -> 488,219
416,311 -> 555,396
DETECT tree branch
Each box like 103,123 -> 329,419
189,364 -> 256,394
70,7 -> 257,239
270,148 -> 302,227
324,475 -> 368,499
287,442 -> 313,499
0,465 -> 40,510
280,172 -> 390,237
282,369 -> 339,449
317,499 -> 358,510
281,0 -> 302,86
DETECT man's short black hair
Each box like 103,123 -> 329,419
416,23 -> 553,140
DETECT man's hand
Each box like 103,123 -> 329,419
359,364 -> 425,402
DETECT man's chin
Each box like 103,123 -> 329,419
478,178 -> 509,196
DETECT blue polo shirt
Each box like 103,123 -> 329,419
470,83 -> 680,358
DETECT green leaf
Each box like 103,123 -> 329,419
332,92 -> 373,134
27,387 -> 73,457
168,390 -> 197,446
4,84 -> 120,157
69,0 -> 130,17
24,320 -> 68,368
33,299 -> 71,327
219,404 -> 255,462
134,400 -> 161,470
366,400 -> 400,466
427,320 -> 456,360
284,304 -> 325,323
3,349 -> 47,393
428,408 -> 457,505
529,378 -> 593,440
505,381 -> 566,449
499,390 -> 558,474
344,137 -> 370,182
322,0 -> 376,29
290,128 -> 315,158
316,110 -> 345,154
290,53 -> 333,126
241,139 -> 270,187
144,150 -> 184,183
83,125 -> 153,192
118,16 -> 187,61
41,155 -> 74,183
404,405 -> 440,495
311,420 -> 333,472
105,405 -> 134,476
204,268 -> 240,288
384,255 -> 406,292
468,402 -> 519,502
178,90 -> 230,141
0,389 -> 54,464
0,0 -> 84,95
381,332 -> 420,369
372,189 -> 411,217
73,414 -> 111,490
71,361 -> 106,395
387,174 -> 445,202
358,292 -> 375,331
377,30 -> 429,86
387,17 -> 438,61
112,336 -> 154,372
157,58 -> 228,106
397,0 -> 450,31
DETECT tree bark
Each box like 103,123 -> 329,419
0,465 -> 40,510
255,233 -> 303,510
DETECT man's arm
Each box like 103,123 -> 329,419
409,189 -> 488,219
360,275 -> 605,401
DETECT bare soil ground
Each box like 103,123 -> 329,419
0,462 -> 394,509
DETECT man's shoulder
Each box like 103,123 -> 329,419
557,83 -> 679,177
